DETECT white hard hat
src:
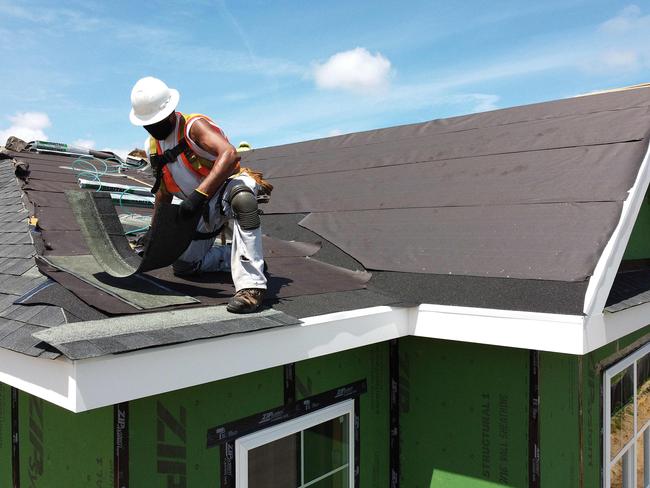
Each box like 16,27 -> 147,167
237,141 -> 252,151
129,77 -> 180,126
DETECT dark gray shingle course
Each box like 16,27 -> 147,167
0,274 -> 47,295
0,233 -> 32,245
0,304 -> 65,327
0,323 -> 48,354
0,244 -> 35,259
0,258 -> 36,276
0,219 -> 29,230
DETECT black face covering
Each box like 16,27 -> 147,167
144,114 -> 176,140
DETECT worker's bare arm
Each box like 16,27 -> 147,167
190,119 -> 239,197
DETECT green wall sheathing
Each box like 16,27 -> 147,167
18,391 -> 113,488
538,352 -> 580,487
129,366 -> 284,487
0,384 -> 11,487
398,336 -> 529,488
296,342 -> 390,487
623,192 -> 650,260
128,343 -> 389,487
540,324 -> 650,488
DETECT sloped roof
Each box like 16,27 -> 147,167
1,86 -> 650,361
0,161 -> 65,358
246,87 -> 650,282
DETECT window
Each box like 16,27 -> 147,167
604,343 -> 650,488
235,400 -> 355,488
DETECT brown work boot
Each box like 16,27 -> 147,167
226,288 -> 265,314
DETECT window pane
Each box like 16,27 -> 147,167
638,355 -> 650,430
248,433 -> 300,488
304,467 -> 349,488
612,457 -> 624,488
303,414 -> 350,483
612,365 -> 635,460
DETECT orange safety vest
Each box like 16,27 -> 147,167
149,112 -> 240,194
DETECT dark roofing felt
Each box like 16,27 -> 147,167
244,87 -> 650,282
2,87 -> 650,359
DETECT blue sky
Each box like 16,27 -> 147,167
0,0 -> 649,156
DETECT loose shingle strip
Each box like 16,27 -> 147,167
67,190 -> 202,277
33,306 -> 301,359
43,255 -> 199,310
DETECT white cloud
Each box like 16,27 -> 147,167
591,5 -> 650,72
600,49 -> 640,71
0,111 -> 51,144
599,5 -> 650,34
73,139 -> 96,149
313,48 -> 392,93
456,94 -> 500,112
0,0 -> 102,32
328,129 -> 344,137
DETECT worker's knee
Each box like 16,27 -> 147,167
229,184 -> 260,230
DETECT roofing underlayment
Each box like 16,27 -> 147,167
2,86 -> 650,361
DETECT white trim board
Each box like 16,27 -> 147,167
583,139 -> 650,316
13,306 -> 408,413
6,301 -> 650,412
412,304 -> 586,354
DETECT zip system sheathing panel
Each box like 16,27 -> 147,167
398,336 -> 529,488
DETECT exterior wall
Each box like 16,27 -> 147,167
17,390 -> 113,488
0,384 -> 12,487
398,336 -> 530,488
540,323 -> 650,488
0,341 -> 389,487
296,341 -> 390,485
9,324 -> 650,487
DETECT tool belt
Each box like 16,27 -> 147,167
149,139 -> 190,194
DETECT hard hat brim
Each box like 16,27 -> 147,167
129,88 -> 180,126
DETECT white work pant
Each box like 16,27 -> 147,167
172,174 -> 267,291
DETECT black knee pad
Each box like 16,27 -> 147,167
229,184 -> 260,230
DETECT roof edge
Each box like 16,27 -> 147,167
583,134 -> 650,315
5,301 -> 649,412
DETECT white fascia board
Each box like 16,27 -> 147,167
584,302 -> 650,353
583,140 -> 650,316
0,348 -> 77,411
413,304 -> 586,354
8,302 -> 650,412
70,306 -> 409,412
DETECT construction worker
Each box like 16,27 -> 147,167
129,76 -> 267,313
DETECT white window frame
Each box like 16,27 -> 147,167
235,399 -> 355,487
604,341 -> 650,488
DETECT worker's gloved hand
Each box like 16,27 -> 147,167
179,189 -> 208,219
